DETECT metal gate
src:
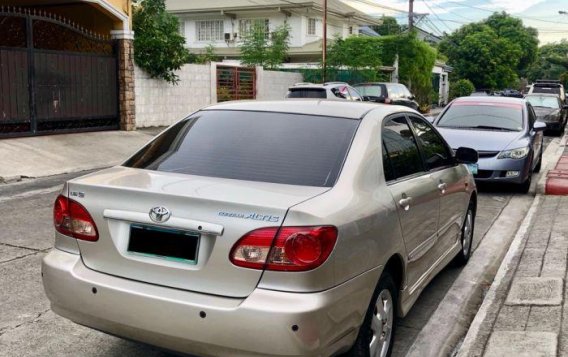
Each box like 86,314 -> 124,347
216,65 -> 256,102
0,7 -> 119,138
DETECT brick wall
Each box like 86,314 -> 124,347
256,70 -> 303,100
134,64 -> 212,128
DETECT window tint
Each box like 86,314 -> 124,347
287,88 -> 326,99
408,116 -> 452,170
382,116 -> 424,179
124,111 -> 359,187
382,142 -> 395,181
332,86 -> 351,100
527,104 -> 536,128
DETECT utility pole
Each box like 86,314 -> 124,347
322,0 -> 328,82
409,0 -> 414,31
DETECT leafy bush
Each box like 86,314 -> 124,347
449,79 -> 475,99
133,0 -> 191,84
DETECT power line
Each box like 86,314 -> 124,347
421,0 -> 452,33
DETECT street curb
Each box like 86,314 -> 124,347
537,133 -> 568,194
456,195 -> 541,357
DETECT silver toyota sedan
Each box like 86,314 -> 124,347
42,101 -> 478,357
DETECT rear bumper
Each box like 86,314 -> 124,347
42,249 -> 378,357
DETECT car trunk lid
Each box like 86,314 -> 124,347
69,167 -> 329,297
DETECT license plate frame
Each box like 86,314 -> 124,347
466,163 -> 479,175
128,224 -> 200,265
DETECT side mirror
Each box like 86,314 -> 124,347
563,105 -> 568,110
361,96 -> 371,102
533,121 -> 546,132
409,95 -> 416,101
455,147 -> 478,164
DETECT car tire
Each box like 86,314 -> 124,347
519,174 -> 532,193
345,272 -> 398,357
534,150 -> 543,173
454,200 -> 475,266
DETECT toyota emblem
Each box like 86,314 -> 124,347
149,206 -> 171,223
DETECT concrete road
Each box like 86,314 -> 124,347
0,136 -> 555,357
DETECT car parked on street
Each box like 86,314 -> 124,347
528,80 -> 566,103
525,93 -> 568,135
353,82 -> 420,111
286,82 -> 364,101
43,100 -> 478,357
434,97 -> 545,192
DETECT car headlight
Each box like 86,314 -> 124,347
498,146 -> 530,159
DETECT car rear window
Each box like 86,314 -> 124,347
354,85 -> 383,97
287,88 -> 326,98
437,101 -> 524,131
532,86 -> 561,95
124,110 -> 359,187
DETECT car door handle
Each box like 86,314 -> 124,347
438,182 -> 448,194
399,197 -> 412,211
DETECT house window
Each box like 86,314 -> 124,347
239,19 -> 270,40
179,19 -> 186,37
307,18 -> 317,35
196,20 -> 224,42
348,26 -> 353,35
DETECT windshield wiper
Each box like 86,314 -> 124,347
470,125 -> 516,131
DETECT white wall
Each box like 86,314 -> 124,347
135,64 -> 304,128
256,70 -> 303,100
134,64 -> 212,128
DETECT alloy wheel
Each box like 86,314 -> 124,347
369,289 -> 394,357
462,210 -> 473,256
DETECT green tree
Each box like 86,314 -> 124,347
133,0 -> 191,84
449,79 -> 475,99
195,44 -> 219,64
240,22 -> 290,69
371,16 -> 402,36
439,12 -> 538,89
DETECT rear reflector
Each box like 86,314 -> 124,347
54,195 -> 99,241
230,226 -> 337,271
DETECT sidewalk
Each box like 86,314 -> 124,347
0,128 -> 163,183
458,195 -> 568,356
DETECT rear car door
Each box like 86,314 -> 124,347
382,115 -> 440,290
407,114 -> 467,258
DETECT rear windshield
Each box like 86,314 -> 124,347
124,110 -> 359,187
354,85 -> 383,97
287,88 -> 326,98
532,86 -> 561,95
437,102 -> 524,131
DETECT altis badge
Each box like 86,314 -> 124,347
218,211 -> 280,223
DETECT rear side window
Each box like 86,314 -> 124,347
124,110 -> 359,187
354,85 -> 383,97
408,116 -> 452,170
287,88 -> 326,98
382,116 -> 424,180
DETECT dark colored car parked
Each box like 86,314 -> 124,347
353,82 -> 419,110
525,93 -> 568,135
434,97 -> 545,193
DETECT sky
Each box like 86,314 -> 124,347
344,0 -> 568,44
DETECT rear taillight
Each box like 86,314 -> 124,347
54,195 -> 99,241
230,226 -> 337,272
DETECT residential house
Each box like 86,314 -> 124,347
166,0 -> 381,62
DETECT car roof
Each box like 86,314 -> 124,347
288,83 -> 348,90
525,93 -> 560,97
201,100 -> 410,119
453,96 -> 526,104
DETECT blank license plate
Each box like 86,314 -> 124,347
128,225 -> 199,264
